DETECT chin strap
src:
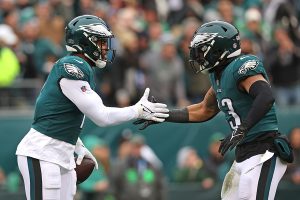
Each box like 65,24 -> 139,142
84,53 -> 106,68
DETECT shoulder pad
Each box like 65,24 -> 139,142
57,56 -> 92,82
232,55 -> 266,81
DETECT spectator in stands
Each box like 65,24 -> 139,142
116,129 -> 134,161
263,0 -> 300,43
268,26 -> 300,106
205,132 -> 232,182
242,7 -> 266,59
5,169 -> 21,193
140,33 -> 189,107
1,9 -> 20,42
285,127 -> 300,185
0,0 -> 300,109
178,17 -> 210,103
174,146 -> 214,189
240,36 -> 256,55
0,0 -> 16,22
0,167 -> 6,190
19,18 -> 60,80
115,129 -> 163,169
48,0 -> 74,22
204,0 -> 242,25
110,31 -> 144,104
115,89 -> 131,108
217,0 -> 235,24
0,24 -> 20,107
35,1 -> 66,47
79,135 -> 111,200
111,134 -> 167,200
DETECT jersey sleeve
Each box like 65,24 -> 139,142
233,55 -> 267,83
57,57 -> 92,82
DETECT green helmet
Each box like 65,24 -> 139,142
65,15 -> 115,68
189,21 -> 241,73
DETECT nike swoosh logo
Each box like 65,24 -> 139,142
74,59 -> 83,64
141,104 -> 153,114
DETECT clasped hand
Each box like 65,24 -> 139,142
135,88 -> 169,123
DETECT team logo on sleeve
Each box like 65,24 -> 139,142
238,60 -> 259,74
64,63 -> 84,79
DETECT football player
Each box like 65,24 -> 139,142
16,15 -> 169,200
135,21 -> 293,200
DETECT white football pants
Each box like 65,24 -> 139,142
221,151 -> 287,200
18,155 -> 77,200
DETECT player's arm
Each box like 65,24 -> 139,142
59,78 -> 169,127
238,74 -> 275,130
219,74 -> 275,155
166,87 -> 220,123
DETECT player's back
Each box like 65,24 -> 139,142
209,54 -> 278,143
32,55 -> 95,145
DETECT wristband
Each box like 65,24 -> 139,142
166,108 -> 189,123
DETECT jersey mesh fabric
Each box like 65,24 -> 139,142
209,55 -> 278,143
32,55 -> 95,145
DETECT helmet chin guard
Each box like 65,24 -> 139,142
95,59 -> 106,68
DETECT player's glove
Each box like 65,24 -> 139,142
218,125 -> 248,156
135,88 -> 169,122
134,96 -> 160,130
75,138 -> 98,170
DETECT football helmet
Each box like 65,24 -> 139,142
65,15 -> 115,68
189,21 -> 241,73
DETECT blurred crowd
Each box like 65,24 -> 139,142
1,127 -> 300,200
1,0 -> 300,199
0,0 -> 300,108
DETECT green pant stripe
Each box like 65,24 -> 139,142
264,156 -> 276,200
27,157 -> 42,200
27,157 -> 35,200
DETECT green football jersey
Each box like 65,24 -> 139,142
209,55 -> 278,143
32,55 -> 96,145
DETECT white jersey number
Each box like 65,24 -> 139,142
221,98 -> 241,129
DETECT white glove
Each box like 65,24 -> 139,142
135,88 -> 169,122
75,138 -> 98,170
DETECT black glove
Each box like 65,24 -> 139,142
133,96 -> 159,130
218,125 -> 248,156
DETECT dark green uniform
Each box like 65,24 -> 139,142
32,55 -> 96,145
209,55 -> 278,143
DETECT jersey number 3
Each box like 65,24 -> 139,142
221,98 -> 241,129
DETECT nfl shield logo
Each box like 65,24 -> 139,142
81,86 -> 87,92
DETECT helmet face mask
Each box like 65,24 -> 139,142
82,32 -> 116,68
189,21 -> 241,74
189,44 -> 210,73
65,15 -> 116,68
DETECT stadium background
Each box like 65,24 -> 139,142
1,0 -> 300,199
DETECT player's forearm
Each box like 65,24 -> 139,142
89,106 -> 138,126
188,103 -> 219,122
75,90 -> 138,126
166,103 -> 219,123
242,80 -> 275,130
